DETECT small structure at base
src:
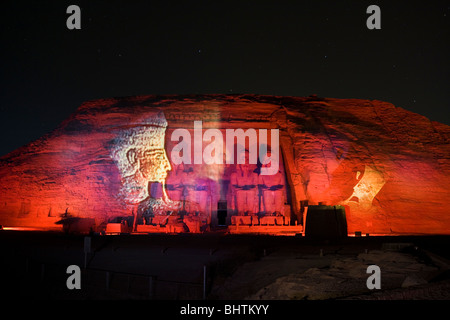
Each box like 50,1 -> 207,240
304,205 -> 347,238
228,214 -> 302,236
105,221 -> 130,235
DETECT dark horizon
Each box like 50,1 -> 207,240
1,0 -> 449,157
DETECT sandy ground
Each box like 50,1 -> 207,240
1,231 -> 449,300
212,248 -> 448,300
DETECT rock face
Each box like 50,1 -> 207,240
0,94 -> 449,234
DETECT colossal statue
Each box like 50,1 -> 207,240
259,152 -> 285,215
230,151 -> 259,216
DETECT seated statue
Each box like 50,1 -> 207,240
230,151 -> 259,216
259,152 -> 285,216
183,166 -> 210,216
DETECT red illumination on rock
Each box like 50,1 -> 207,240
0,94 -> 449,235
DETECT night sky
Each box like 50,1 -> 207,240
1,0 -> 449,157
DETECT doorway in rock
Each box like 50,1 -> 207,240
217,200 -> 227,226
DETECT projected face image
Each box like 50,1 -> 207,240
109,111 -> 173,206
135,148 -> 171,182
342,165 -> 386,210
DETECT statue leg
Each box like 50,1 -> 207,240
262,190 -> 270,214
236,191 -> 246,215
266,190 -> 276,214
188,191 -> 198,213
247,190 -> 256,214
171,190 -> 181,202
198,191 -> 208,214
274,190 -> 284,214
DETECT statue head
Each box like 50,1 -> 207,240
261,150 -> 279,173
238,149 -> 252,171
110,110 -> 171,205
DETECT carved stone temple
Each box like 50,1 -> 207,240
1,94 -> 449,236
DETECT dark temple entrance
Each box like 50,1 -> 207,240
217,200 -> 227,226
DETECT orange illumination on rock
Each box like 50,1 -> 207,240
0,94 -> 449,235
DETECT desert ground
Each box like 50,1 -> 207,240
1,230 -> 449,301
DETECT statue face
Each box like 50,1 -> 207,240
261,152 -> 278,170
110,112 -> 172,205
238,151 -> 251,170
343,166 -> 386,210
138,148 -> 172,182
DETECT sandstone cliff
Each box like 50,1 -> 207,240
0,94 -> 449,234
